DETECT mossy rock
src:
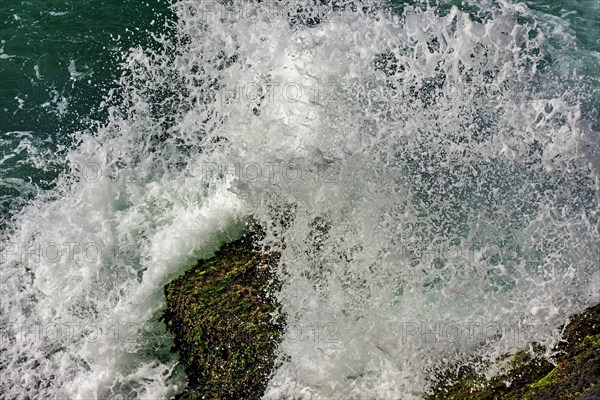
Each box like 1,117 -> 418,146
427,303 -> 600,399
163,228 -> 283,400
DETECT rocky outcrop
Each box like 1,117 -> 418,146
427,303 -> 600,399
163,230 -> 283,400
162,225 -> 599,400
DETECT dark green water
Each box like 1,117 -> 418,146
0,0 -> 173,222
1,1 -> 598,223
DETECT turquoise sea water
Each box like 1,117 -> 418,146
1,1 -> 598,225
0,1 -> 598,399
1,2 -> 597,222
1,0 -> 173,223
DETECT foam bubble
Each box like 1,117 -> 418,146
1,1 -> 598,399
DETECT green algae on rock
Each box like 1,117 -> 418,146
163,229 -> 283,400
427,303 -> 600,399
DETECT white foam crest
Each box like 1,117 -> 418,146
0,17 -> 248,396
191,2 -> 598,398
1,1 -> 598,399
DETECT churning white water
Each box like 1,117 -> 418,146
1,1 -> 599,399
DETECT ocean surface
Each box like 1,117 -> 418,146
0,0 -> 599,399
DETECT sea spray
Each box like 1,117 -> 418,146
0,1 -> 598,399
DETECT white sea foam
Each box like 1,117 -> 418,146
0,1 -> 598,399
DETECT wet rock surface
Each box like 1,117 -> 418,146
163,229 -> 283,400
428,303 -> 600,400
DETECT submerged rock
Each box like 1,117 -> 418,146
427,303 -> 600,399
163,229 -> 283,400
